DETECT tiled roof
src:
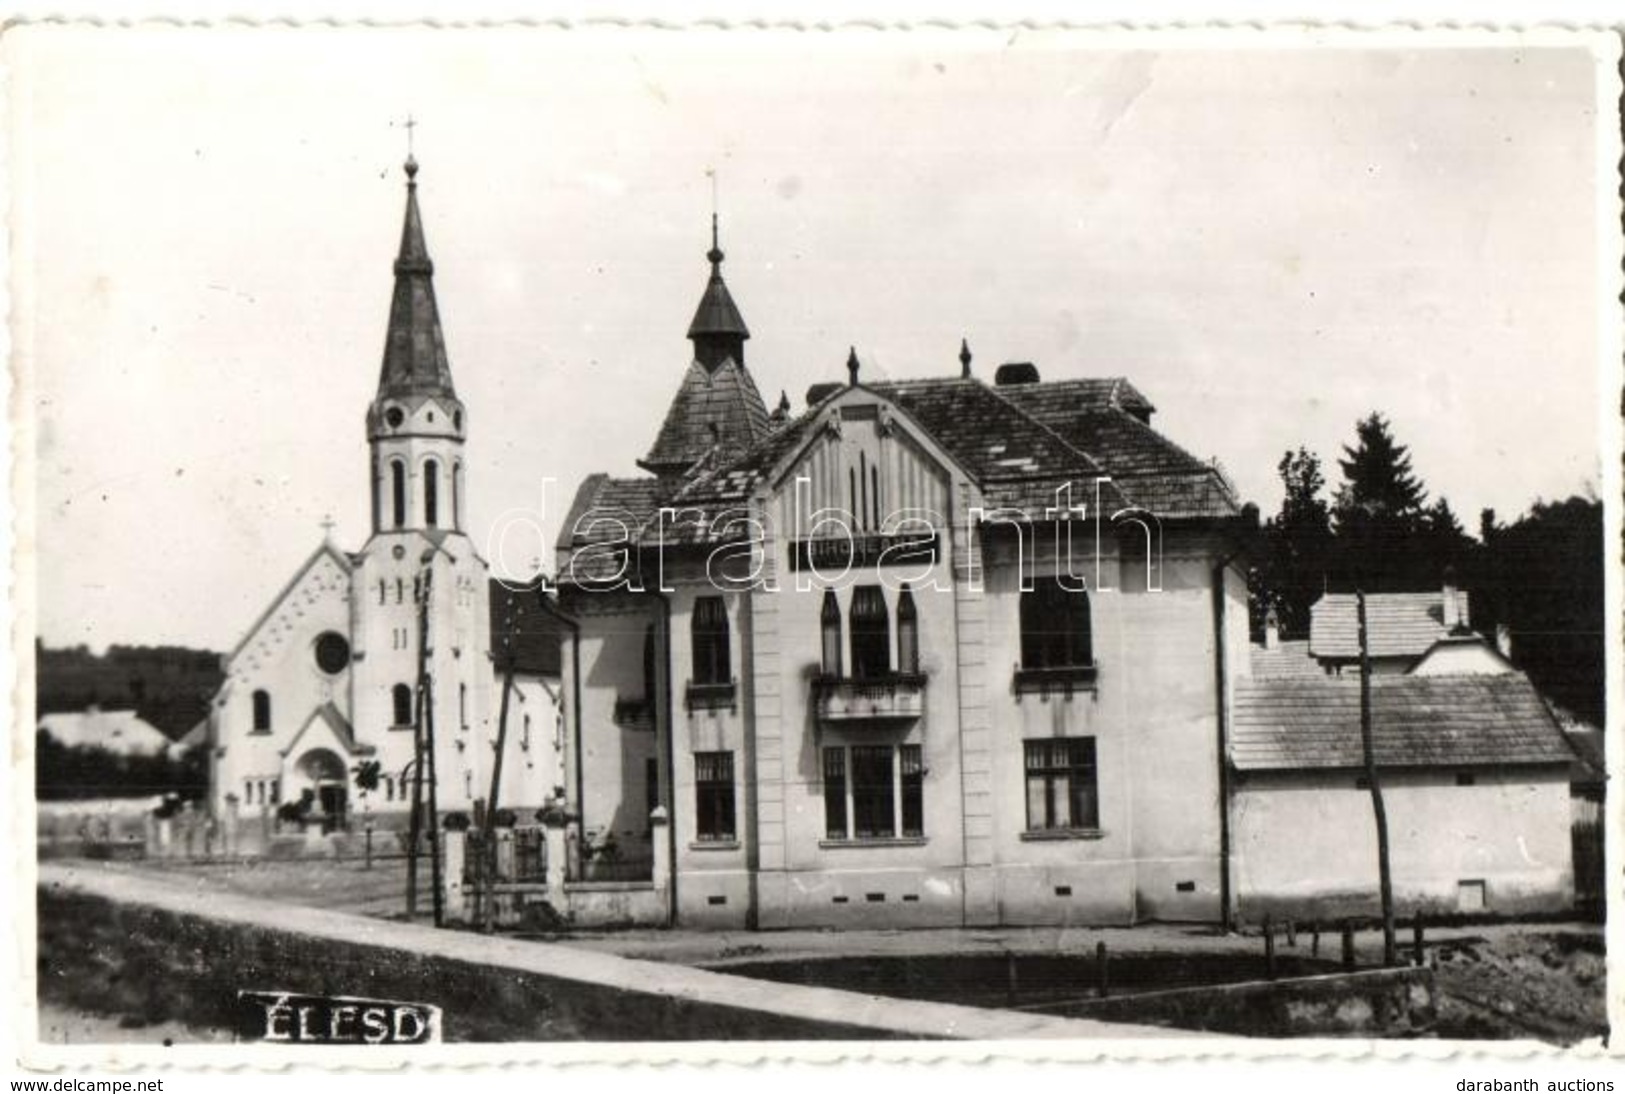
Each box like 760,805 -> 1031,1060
1232,673 -> 1574,772
995,387 -> 1236,519
561,373 -> 1243,565
1249,639 -> 1325,679
1309,591 -> 1468,660
640,359 -> 771,474
488,580 -> 564,677
688,264 -> 750,340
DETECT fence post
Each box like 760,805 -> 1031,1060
1311,921 -> 1320,958
1095,941 -> 1109,999
1285,919 -> 1297,948
1341,921 -> 1356,970
441,824 -> 467,923
650,806 -> 672,897
1412,914 -> 1425,967
541,808 -> 568,894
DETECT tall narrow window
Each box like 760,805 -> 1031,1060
452,461 -> 465,530
1020,578 -> 1094,669
390,459 -> 406,528
900,744 -> 924,837
392,683 -> 413,727
822,747 -> 848,840
1024,738 -> 1099,831
896,583 -> 919,674
694,751 -> 736,841
820,590 -> 843,677
423,459 -> 440,527
459,682 -> 468,730
849,587 -> 890,679
851,745 -> 896,839
251,689 -> 271,734
691,596 -> 731,685
371,465 -> 381,532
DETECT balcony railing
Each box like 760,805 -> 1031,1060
813,672 -> 927,723
685,679 -> 738,713
1012,663 -> 1099,696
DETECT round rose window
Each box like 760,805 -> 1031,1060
314,631 -> 351,674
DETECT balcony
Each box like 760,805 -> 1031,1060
813,673 -> 927,724
685,679 -> 738,714
1012,663 -> 1099,696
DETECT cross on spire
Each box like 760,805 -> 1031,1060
320,513 -> 336,539
405,114 -> 417,157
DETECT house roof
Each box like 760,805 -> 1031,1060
640,359 -> 772,474
1231,672 -> 1574,772
1248,639 -> 1325,679
489,579 -> 564,677
1309,590 -> 1468,661
377,157 -> 458,403
38,709 -> 172,756
560,371 -> 1241,572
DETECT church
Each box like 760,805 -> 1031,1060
205,156 -> 563,844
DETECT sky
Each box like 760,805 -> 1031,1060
12,26 -> 1613,652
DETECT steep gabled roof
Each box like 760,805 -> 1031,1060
1309,591 -> 1468,660
1232,672 -> 1573,772
227,541 -> 354,663
639,359 -> 771,475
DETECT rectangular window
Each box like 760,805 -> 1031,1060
691,597 -> 732,686
849,586 -> 891,679
900,744 -> 924,837
694,752 -> 735,841
851,745 -> 895,838
1024,738 -> 1099,831
822,747 -> 848,840
824,744 -> 925,841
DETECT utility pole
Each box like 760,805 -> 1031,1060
421,555 -> 444,928
405,570 -> 433,919
482,650 -> 517,934
1356,587 -> 1397,966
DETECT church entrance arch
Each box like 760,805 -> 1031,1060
295,747 -> 349,833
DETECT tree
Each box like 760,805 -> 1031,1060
1250,447 -> 1333,638
1330,413 -> 1434,588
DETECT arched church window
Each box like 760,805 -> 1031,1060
392,683 -> 413,727
453,461 -> 465,530
424,459 -> 440,527
251,689 -> 272,734
391,459 -> 407,528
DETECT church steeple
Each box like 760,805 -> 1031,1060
376,155 -> 458,402
367,154 -> 468,537
687,214 -> 751,372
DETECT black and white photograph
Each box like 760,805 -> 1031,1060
10,17 -> 1621,1069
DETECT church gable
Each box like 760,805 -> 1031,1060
225,542 -> 354,681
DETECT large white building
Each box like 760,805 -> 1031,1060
206,157 -> 562,836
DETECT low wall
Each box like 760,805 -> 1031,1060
37,864 -> 1161,1043
1034,967 -> 1436,1037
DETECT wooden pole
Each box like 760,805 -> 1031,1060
1356,588 -> 1398,966
1341,920 -> 1356,970
1095,941 -> 1109,999
1264,914 -> 1277,980
1412,915 -> 1426,967
1311,922 -> 1320,958
418,560 -> 444,929
481,662 -> 516,933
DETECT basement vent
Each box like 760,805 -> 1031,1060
1054,886 -> 1073,897
902,894 -> 920,903
707,895 -> 727,906
1176,881 -> 1197,893
866,892 -> 886,903
1456,773 -> 1477,787
832,895 -> 850,904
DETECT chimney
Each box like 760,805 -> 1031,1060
1264,607 -> 1280,651
994,362 -> 1041,386
1441,566 -> 1460,631
1495,623 -> 1514,661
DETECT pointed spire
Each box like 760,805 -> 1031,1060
846,346 -> 860,386
778,390 -> 791,414
959,337 -> 973,378
687,210 -> 750,371
377,154 -> 456,400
